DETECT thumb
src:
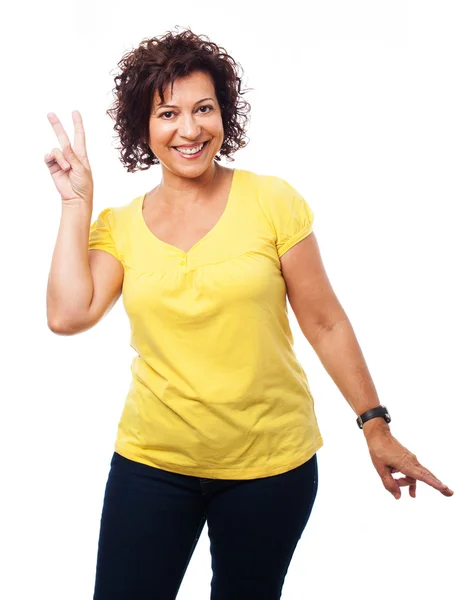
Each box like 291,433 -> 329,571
381,471 -> 400,498
62,143 -> 82,169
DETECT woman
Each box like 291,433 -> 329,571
45,28 -> 453,600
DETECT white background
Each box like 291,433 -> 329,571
1,1 -> 467,598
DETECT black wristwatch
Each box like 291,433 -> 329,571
356,405 -> 391,429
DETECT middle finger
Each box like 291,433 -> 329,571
396,476 -> 417,496
47,112 -> 71,150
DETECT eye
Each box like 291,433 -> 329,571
159,105 -> 213,119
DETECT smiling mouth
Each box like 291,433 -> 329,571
172,141 -> 209,151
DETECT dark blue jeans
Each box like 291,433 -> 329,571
93,450 -> 319,600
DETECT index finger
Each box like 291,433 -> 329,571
47,112 -> 71,150
72,110 -> 88,159
403,459 -> 453,494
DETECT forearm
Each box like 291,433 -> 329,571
308,318 -> 391,438
47,202 -> 94,329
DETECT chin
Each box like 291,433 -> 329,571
164,163 -> 212,178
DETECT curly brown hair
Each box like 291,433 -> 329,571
106,27 -> 252,172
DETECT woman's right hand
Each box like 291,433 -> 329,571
45,110 -> 94,206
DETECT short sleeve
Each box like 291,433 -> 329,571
267,177 -> 315,258
88,207 -> 121,261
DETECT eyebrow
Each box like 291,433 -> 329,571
157,97 -> 215,110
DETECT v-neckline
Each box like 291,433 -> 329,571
138,168 -> 238,256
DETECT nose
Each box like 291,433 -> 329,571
178,111 -> 202,139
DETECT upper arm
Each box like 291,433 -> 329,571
86,249 -> 124,328
52,249 -> 123,335
82,206 -> 124,330
280,231 -> 347,343
54,201 -> 125,335
257,174 -> 346,338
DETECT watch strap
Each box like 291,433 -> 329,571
356,405 -> 391,429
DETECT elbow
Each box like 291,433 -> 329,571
299,312 -> 349,348
48,317 -> 75,335
48,322 -> 69,335
47,312 -> 93,335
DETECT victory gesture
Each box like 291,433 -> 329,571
44,110 -> 94,205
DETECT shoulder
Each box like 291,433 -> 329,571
99,196 -> 139,223
109,197 -> 138,220
237,169 -> 286,188
241,170 -> 314,248
237,168 -> 291,191
90,197 -> 139,241
240,169 -> 306,213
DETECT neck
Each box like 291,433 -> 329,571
156,162 -> 223,209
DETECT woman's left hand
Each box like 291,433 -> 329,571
364,429 -> 454,499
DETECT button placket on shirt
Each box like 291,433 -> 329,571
179,254 -> 187,271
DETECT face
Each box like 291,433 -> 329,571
148,70 -> 224,179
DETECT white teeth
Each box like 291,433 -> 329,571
175,143 -> 204,155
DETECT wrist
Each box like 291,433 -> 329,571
362,417 -> 391,438
62,198 -> 93,211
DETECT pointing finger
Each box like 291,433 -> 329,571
72,110 -> 89,164
401,457 -> 454,495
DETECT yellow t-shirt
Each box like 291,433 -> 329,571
88,168 -> 323,479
